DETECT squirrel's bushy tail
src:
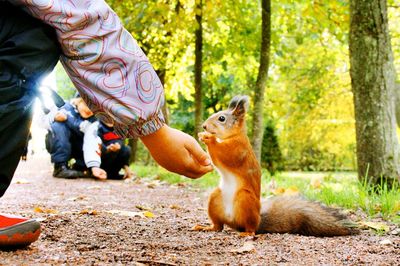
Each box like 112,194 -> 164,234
257,196 -> 358,237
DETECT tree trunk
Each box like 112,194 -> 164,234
193,0 -> 203,139
349,0 -> 400,186
128,138 -> 138,164
251,0 -> 271,162
156,69 -> 169,125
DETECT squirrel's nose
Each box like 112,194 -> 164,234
202,124 -> 207,130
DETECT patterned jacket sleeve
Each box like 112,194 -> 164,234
9,0 -> 165,138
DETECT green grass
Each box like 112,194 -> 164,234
132,163 -> 220,189
265,171 -> 400,224
131,164 -> 400,224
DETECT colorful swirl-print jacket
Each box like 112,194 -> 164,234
9,0 -> 165,138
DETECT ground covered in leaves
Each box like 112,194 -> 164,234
1,155 -> 399,265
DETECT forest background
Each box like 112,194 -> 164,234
55,0 -> 400,174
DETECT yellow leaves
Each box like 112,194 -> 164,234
33,206 -> 155,219
310,177 -> 322,189
34,206 -> 58,214
359,221 -> 390,232
271,186 -> 300,196
105,210 -> 155,218
143,211 -> 155,218
393,201 -> 400,212
169,204 -> 181,210
14,179 -> 30,184
271,187 -> 285,195
79,209 -> 98,215
195,7 -> 202,16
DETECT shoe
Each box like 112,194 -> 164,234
71,163 -> 88,172
0,214 -> 41,249
53,164 -> 84,179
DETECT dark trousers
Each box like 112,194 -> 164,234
101,145 -> 131,179
46,122 -> 85,169
0,2 -> 60,197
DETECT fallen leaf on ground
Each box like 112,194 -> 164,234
34,206 -> 58,214
146,179 -> 163,189
284,186 -> 300,196
271,187 -> 285,195
271,186 -> 300,196
143,211 -> 155,218
230,241 -> 255,254
310,178 -> 322,189
80,209 -> 98,215
359,221 -> 390,232
106,210 -> 155,218
379,239 -> 392,245
136,205 -> 152,211
169,205 -> 181,210
67,195 -> 87,201
390,228 -> 400,235
14,179 -> 30,184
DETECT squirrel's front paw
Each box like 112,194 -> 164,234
198,132 -> 214,143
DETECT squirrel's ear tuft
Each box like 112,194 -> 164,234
228,95 -> 249,117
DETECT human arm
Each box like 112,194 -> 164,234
10,0 -> 165,138
81,121 -> 106,180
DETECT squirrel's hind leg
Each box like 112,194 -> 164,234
193,188 -> 225,232
238,232 -> 255,237
232,190 -> 260,235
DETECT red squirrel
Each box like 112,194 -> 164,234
194,95 -> 357,237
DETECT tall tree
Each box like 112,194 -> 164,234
251,0 -> 271,162
349,0 -> 400,185
194,0 -> 203,138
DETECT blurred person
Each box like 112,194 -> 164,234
97,120 -> 133,180
44,94 -> 106,180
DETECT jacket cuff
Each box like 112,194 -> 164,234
86,161 -> 101,168
113,110 -> 165,138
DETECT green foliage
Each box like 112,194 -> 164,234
54,63 -> 76,100
168,93 -> 195,135
100,1 -> 396,172
267,1 -> 355,171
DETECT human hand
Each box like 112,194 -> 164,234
54,111 -> 67,122
140,125 -> 213,179
91,167 -> 107,180
123,165 -> 134,179
106,143 -> 121,152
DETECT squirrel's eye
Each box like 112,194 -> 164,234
218,116 -> 226,122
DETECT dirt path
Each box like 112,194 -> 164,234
0,155 -> 399,265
